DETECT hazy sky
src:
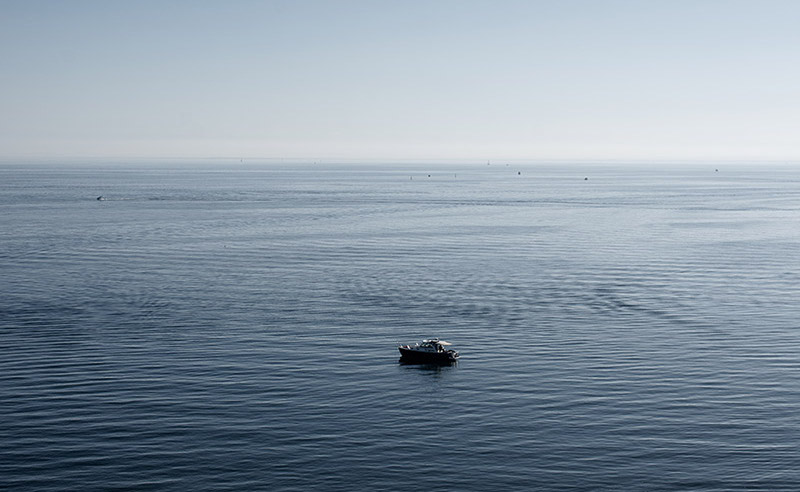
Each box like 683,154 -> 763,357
2,0 -> 799,161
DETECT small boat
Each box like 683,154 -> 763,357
398,338 -> 459,363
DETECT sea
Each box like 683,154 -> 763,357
2,161 -> 800,491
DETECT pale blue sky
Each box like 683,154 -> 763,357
1,0 -> 799,160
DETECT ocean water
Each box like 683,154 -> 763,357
2,161 -> 800,491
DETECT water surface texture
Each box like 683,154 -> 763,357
2,162 -> 800,490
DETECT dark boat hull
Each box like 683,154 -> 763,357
398,347 -> 459,363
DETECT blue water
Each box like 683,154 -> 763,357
2,161 -> 800,490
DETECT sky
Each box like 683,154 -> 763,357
1,0 -> 799,161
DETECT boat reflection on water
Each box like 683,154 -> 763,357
398,358 -> 457,376
398,358 -> 458,368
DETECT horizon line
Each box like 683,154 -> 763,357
1,155 -> 799,165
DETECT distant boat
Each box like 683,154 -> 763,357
398,339 -> 459,363
96,196 -> 104,201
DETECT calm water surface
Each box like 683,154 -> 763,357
2,162 -> 800,490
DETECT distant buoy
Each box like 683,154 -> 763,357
518,171 -> 521,175
584,177 -> 588,181
715,169 -> 719,172
428,174 -> 431,178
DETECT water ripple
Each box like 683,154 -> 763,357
2,164 -> 800,490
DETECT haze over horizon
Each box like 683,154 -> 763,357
2,0 -> 799,162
